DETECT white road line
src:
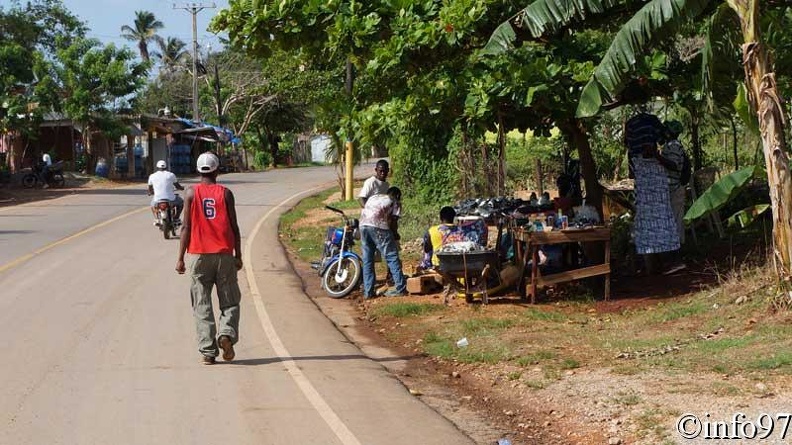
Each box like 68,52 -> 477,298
244,185 -> 362,445
0,206 -> 149,273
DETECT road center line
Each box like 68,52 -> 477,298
0,206 -> 149,274
244,185 -> 362,445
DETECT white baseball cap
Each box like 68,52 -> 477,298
196,152 -> 219,173
156,160 -> 167,169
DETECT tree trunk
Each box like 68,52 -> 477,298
563,119 -> 603,218
690,112 -> 703,171
267,131 -> 279,168
126,134 -> 135,178
84,123 -> 94,174
496,111 -> 506,195
729,0 -> 792,279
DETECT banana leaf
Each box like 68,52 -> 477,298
726,204 -> 770,229
481,0 -> 629,56
575,0 -> 713,117
684,165 -> 761,224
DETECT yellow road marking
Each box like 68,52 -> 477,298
0,206 -> 148,273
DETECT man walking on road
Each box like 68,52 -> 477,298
176,152 -> 243,365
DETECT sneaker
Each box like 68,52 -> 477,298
153,220 -> 160,226
218,335 -> 235,361
384,289 -> 407,297
201,355 -> 216,365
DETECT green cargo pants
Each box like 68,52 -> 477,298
189,253 -> 241,357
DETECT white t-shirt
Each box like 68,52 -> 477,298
360,194 -> 401,230
148,170 -> 178,202
42,153 -> 52,166
358,176 -> 389,200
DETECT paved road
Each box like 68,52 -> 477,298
0,167 -> 474,445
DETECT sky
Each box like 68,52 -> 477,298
58,0 -> 231,55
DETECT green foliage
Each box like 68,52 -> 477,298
0,0 -> 86,137
371,302 -> 445,318
56,38 -> 147,123
120,10 -> 163,62
483,0 -> 629,55
726,204 -> 770,229
684,165 -> 761,223
505,133 -> 563,192
576,0 -> 713,117
253,149 -> 272,170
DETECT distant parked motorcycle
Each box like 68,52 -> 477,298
22,161 -> 66,188
311,206 -> 362,298
154,195 -> 181,240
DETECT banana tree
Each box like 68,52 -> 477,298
487,0 -> 792,279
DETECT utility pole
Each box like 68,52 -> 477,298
344,59 -> 354,201
173,2 -> 215,124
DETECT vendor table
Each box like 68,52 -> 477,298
514,227 -> 611,303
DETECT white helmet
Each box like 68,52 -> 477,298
156,160 -> 167,169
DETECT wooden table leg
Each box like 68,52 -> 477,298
531,245 -> 539,304
604,239 -> 611,301
518,241 -> 529,302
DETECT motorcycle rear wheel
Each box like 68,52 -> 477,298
322,257 -> 361,298
22,174 -> 37,188
162,221 -> 171,239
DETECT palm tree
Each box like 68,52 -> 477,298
120,11 -> 164,63
487,0 -> 792,280
152,36 -> 188,72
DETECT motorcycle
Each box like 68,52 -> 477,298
22,161 -> 66,188
154,195 -> 181,239
311,206 -> 362,298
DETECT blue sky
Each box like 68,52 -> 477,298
60,0 -> 230,55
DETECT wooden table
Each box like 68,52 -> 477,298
513,227 -> 611,303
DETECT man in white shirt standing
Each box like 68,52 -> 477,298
41,152 -> 52,188
147,160 -> 184,225
359,186 -> 407,298
358,159 -> 390,207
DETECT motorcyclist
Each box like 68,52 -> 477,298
147,160 -> 184,225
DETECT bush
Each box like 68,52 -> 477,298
253,150 -> 272,170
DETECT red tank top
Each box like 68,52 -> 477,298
187,183 -> 235,254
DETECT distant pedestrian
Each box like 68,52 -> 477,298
360,186 -> 407,298
358,159 -> 390,207
41,152 -> 52,188
176,152 -> 243,365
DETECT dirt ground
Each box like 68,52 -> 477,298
285,197 -> 792,445
291,249 -> 792,445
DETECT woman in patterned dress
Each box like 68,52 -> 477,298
631,142 -> 680,274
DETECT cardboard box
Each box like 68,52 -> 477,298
406,274 -> 444,294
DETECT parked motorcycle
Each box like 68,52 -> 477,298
155,195 -> 181,239
311,206 -> 362,298
22,161 -> 66,188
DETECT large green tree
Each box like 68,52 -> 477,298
54,38 -> 148,172
0,0 -> 85,170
